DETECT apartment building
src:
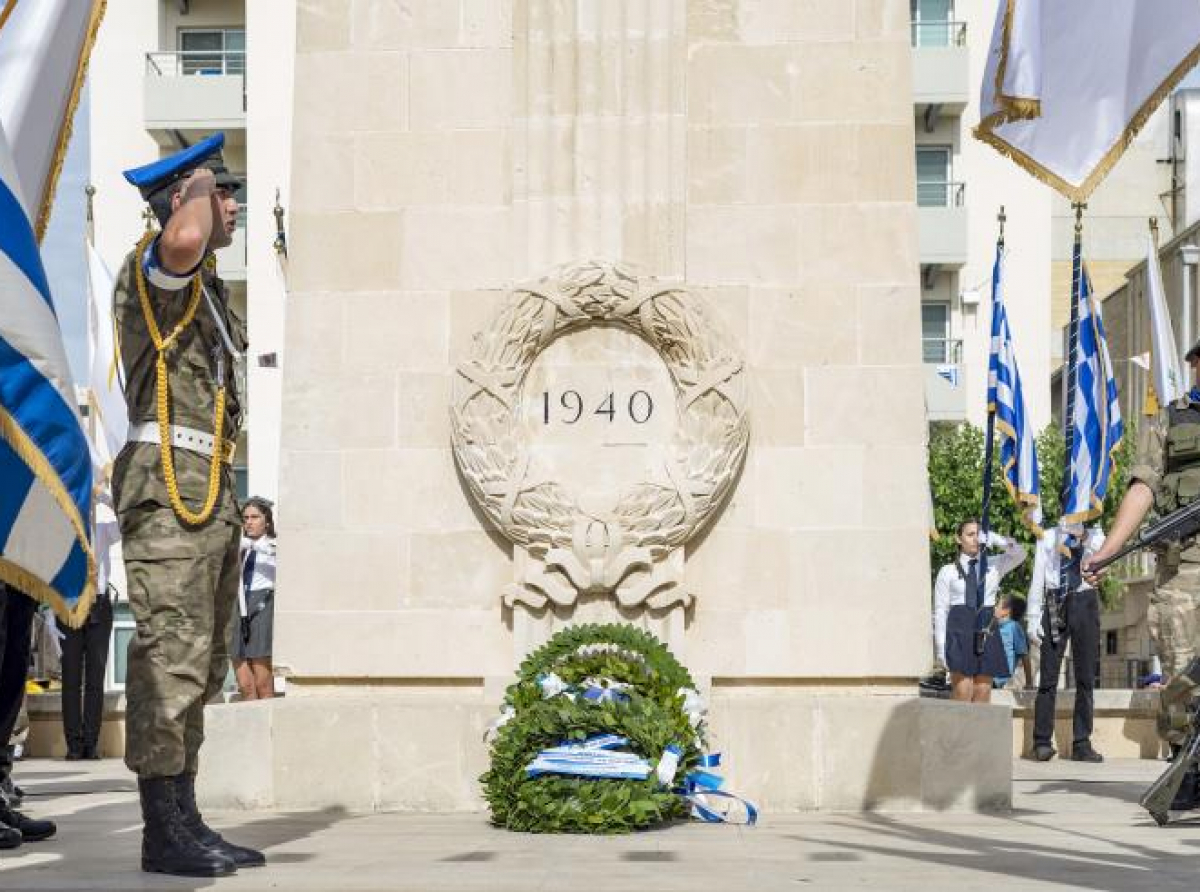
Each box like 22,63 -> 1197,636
912,0 -> 1053,432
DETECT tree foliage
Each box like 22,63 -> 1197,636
928,421 -> 1136,606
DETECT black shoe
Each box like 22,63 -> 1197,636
1070,742 -> 1104,763
0,805 -> 55,842
64,750 -> 83,762
1170,766 -> 1200,811
81,745 -> 100,761
138,776 -> 236,877
1033,744 -> 1056,762
171,774 -> 265,868
0,824 -> 19,850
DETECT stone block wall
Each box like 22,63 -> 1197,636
277,0 -> 930,686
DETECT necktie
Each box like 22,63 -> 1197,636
965,557 -> 980,610
242,547 -> 257,596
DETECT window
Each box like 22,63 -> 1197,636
916,147 -> 952,207
911,0 -> 954,47
921,303 -> 950,363
178,28 -> 245,76
1106,630 -> 1119,656
107,602 -> 135,690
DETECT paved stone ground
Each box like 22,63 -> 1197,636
0,758 -> 1198,891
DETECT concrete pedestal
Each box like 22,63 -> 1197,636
197,689 -> 1011,813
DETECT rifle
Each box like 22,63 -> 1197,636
1087,498 -> 1200,574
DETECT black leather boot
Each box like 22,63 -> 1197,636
0,803 -> 54,841
138,776 -> 236,877
0,812 -> 20,850
172,773 -> 265,868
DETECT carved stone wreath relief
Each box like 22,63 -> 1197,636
450,261 -> 750,611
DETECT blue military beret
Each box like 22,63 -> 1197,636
122,132 -> 241,200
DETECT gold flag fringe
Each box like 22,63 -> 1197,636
34,0 -> 107,243
0,409 -> 96,629
975,1 -> 1200,203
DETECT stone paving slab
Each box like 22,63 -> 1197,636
1,758 -> 1198,891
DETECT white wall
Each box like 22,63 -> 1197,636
88,0 -> 162,276
244,0 -> 295,504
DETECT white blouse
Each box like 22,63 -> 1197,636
240,535 -> 277,594
932,534 -> 1027,663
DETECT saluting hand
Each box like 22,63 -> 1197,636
179,167 -> 217,200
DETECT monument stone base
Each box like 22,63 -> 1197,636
197,688 -> 1011,813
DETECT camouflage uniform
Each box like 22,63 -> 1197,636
112,249 -> 245,778
1130,408 -> 1200,677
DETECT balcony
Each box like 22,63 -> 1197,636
144,51 -> 245,145
918,181 -> 967,267
924,338 -> 965,421
911,21 -> 969,124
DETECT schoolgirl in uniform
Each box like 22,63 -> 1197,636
933,519 -> 1028,703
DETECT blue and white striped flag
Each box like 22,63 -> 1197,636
0,123 -> 94,621
1063,257 -> 1124,524
0,0 -> 105,623
987,246 -> 1042,533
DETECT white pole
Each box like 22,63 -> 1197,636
1182,245 -> 1200,362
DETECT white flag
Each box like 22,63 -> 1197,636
975,0 -> 1200,201
85,241 -> 127,465
1146,234 -> 1186,409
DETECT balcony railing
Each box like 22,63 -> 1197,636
146,50 -> 245,78
910,20 -> 967,48
922,337 -> 962,365
917,180 -> 966,208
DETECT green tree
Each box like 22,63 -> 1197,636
928,420 -> 1136,607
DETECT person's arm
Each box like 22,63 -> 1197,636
1026,537 -> 1048,642
1083,481 -> 1154,584
158,168 -> 218,275
988,532 -> 1028,579
933,566 -> 952,665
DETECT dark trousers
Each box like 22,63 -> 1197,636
0,585 -> 36,776
1034,588 -> 1101,747
61,595 -> 113,753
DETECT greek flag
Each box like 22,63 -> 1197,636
1063,257 -> 1124,524
987,246 -> 1042,532
0,0 -> 105,622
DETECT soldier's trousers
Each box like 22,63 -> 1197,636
1150,560 -> 1200,677
118,506 -> 239,778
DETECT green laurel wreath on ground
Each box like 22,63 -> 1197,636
481,623 -> 704,834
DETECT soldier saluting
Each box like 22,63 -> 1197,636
112,133 -> 263,876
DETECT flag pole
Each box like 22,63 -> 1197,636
1061,202 -> 1087,587
1063,203 -> 1086,504
979,207 -> 1006,587
981,208 -> 1005,532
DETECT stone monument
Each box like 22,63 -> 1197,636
201,0 -> 1011,813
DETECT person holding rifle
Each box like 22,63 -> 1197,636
1084,343 -> 1200,683
1085,343 -> 1200,813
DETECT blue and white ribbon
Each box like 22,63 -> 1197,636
525,734 -> 651,779
676,752 -> 758,826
